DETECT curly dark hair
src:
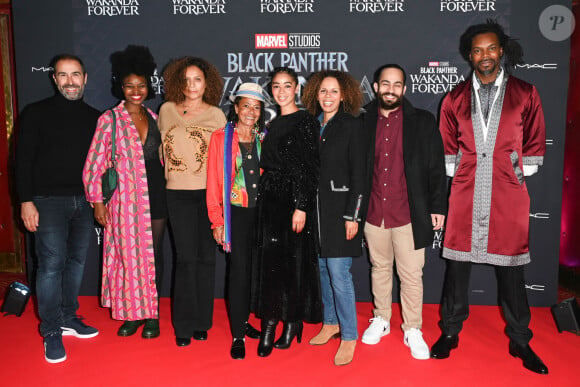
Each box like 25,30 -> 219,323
227,96 -> 266,133
459,19 -> 524,73
162,57 -> 223,106
302,70 -> 362,116
110,45 -> 156,100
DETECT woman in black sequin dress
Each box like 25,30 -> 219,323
252,67 -> 322,357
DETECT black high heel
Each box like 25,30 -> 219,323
257,319 -> 278,357
274,321 -> 303,349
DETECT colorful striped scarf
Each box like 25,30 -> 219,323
222,122 -> 264,252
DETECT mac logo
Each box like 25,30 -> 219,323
515,64 -> 558,70
525,284 -> 545,291
31,66 -> 53,72
529,213 -> 550,219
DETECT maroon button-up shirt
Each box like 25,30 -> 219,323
366,107 -> 411,228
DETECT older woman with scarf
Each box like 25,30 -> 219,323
207,83 -> 266,359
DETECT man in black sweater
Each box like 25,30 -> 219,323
15,54 -> 101,364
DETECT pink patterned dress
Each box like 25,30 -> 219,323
83,101 -> 158,320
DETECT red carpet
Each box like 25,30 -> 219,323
0,297 -> 578,386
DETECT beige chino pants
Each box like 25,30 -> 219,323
364,222 -> 425,331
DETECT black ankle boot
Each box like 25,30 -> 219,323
274,321 -> 303,349
117,320 -> 144,337
257,319 -> 278,357
142,319 -> 160,339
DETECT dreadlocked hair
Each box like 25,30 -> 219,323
459,19 -> 524,74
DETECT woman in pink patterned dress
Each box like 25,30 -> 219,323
83,46 -> 167,339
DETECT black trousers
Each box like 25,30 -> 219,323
227,205 -> 257,338
439,259 -> 533,346
167,189 -> 216,337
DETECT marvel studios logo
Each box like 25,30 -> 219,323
255,33 -> 321,49
428,61 -> 450,67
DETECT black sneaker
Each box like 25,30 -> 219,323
44,332 -> 66,363
61,316 -> 99,338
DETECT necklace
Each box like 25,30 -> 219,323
237,124 -> 258,162
129,108 -> 144,121
236,127 -> 256,160
240,140 -> 255,160
181,103 -> 195,115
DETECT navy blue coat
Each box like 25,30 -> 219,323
318,111 -> 366,258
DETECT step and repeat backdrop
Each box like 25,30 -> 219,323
12,0 -> 571,306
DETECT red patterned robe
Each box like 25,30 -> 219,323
439,74 -> 545,266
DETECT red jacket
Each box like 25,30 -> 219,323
440,76 -> 545,265
206,127 -> 239,229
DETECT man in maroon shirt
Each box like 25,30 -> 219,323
360,64 -> 447,359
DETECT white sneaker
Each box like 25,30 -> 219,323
361,316 -> 390,345
404,328 -> 430,360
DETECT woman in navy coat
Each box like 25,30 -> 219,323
302,70 -> 365,366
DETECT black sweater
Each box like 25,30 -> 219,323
15,93 -> 100,202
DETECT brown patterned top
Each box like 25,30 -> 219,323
158,102 -> 227,190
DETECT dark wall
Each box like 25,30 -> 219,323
13,0 -> 571,306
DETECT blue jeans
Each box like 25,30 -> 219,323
318,257 -> 358,341
33,195 -> 93,337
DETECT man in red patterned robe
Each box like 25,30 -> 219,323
430,20 -> 548,375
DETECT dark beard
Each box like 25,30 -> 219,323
378,93 -> 402,110
476,59 -> 498,76
58,84 -> 84,101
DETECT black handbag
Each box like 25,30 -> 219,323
1,281 -> 31,317
101,110 -> 118,205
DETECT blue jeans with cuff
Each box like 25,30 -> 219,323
318,257 -> 358,341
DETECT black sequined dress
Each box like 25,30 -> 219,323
251,109 -> 322,323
